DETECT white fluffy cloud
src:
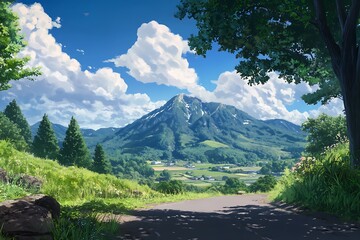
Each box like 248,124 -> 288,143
0,3 -> 164,129
106,21 -> 344,124
191,71 -> 344,124
107,21 -> 198,90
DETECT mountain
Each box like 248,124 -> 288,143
31,122 -> 120,148
101,94 -> 307,163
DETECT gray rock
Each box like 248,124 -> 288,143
0,167 -> 8,183
0,194 -> 61,240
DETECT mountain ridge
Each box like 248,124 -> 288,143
31,94 -> 306,163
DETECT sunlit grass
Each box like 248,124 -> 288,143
271,143 -> 360,220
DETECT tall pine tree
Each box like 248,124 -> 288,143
0,113 -> 27,151
92,143 -> 111,174
3,100 -> 32,148
32,114 -> 59,160
59,117 -> 92,168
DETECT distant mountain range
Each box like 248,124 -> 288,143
31,94 -> 306,163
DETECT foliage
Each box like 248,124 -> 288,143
32,114 -> 59,160
52,212 -> 118,240
221,178 -> 247,194
0,1 -> 41,91
259,160 -> 293,175
158,169 -> 171,181
176,1 -> 341,103
156,180 -> 185,194
301,114 -> 347,156
0,181 -> 30,202
0,113 -> 27,151
111,155 -> 154,179
92,144 -> 111,174
59,117 -> 92,168
0,140 -> 154,202
271,143 -> 360,220
176,1 -> 360,167
3,100 -> 32,148
249,175 -> 277,193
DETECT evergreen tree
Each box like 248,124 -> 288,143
92,143 -> 111,174
4,100 -> 32,148
32,114 -> 59,160
0,113 -> 27,151
59,117 -> 91,168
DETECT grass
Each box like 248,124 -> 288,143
271,143 -> 360,221
200,140 -> 229,148
0,140 -> 220,239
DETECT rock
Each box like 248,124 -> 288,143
0,194 -> 61,240
0,167 -> 8,183
16,174 -> 43,190
23,194 -> 61,219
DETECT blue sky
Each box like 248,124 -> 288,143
0,0 -> 344,129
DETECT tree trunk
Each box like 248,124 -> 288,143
342,79 -> 360,168
339,55 -> 360,168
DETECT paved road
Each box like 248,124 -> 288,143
116,194 -> 360,240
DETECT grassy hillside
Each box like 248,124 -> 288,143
0,141 -> 154,202
0,140 -> 219,239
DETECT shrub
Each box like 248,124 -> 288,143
222,178 -> 247,194
249,175 -> 277,192
272,143 -> 360,220
156,180 -> 184,194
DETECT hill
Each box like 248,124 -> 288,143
101,94 -> 306,163
31,122 -> 120,148
31,95 -> 306,164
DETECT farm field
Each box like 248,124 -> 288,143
152,162 -> 262,186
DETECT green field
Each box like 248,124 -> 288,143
200,140 -> 229,148
153,162 -> 262,185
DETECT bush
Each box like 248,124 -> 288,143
156,180 -> 184,194
272,143 -> 360,220
222,178 -> 247,194
249,175 -> 277,192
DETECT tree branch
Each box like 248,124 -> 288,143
336,0 -> 346,32
313,0 -> 341,76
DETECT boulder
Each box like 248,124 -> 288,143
0,194 -> 60,240
16,174 -> 43,190
0,167 -> 8,183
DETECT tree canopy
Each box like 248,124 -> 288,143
0,1 -> 40,91
177,0 -> 360,167
3,99 -> 32,148
302,114 -> 347,156
0,112 -> 27,151
32,114 -> 59,160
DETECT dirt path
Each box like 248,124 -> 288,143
115,194 -> 360,240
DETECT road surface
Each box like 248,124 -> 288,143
116,194 -> 360,240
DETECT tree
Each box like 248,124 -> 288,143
4,99 -> 32,148
32,114 -> 59,160
59,117 -> 92,168
249,175 -> 277,193
158,169 -> 171,181
302,114 -> 347,156
92,143 -> 111,174
0,112 -> 27,151
177,1 -> 360,167
222,177 -> 247,194
0,1 -> 40,91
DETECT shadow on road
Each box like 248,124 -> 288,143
115,203 -> 360,240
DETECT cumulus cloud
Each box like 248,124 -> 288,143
0,3 -> 165,129
191,71 -> 344,124
106,20 -> 344,125
106,21 -> 198,90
